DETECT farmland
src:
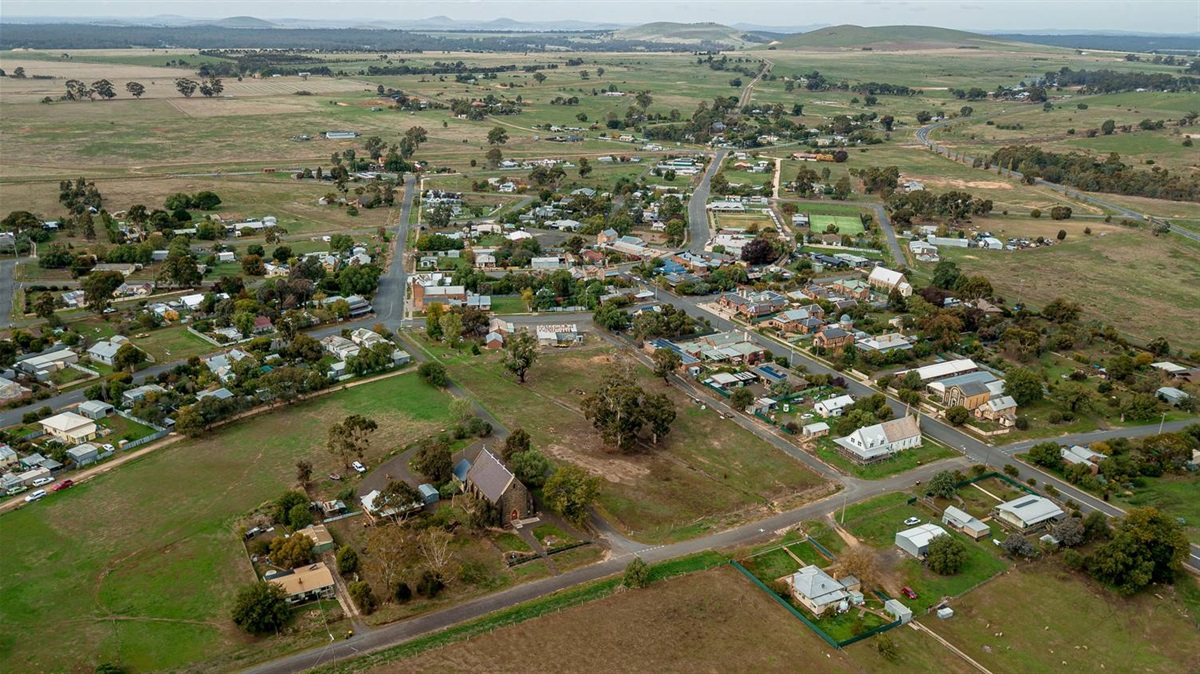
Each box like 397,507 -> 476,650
0,373 -> 453,673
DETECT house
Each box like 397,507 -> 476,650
895,523 -> 948,558
0,444 -> 17,469
321,335 -> 360,361
802,422 -> 830,439
1059,444 -> 1107,473
360,488 -> 422,519
975,396 -> 1018,426
535,325 -> 583,348
67,443 -> 100,467
866,266 -> 913,297
830,278 -> 872,301
252,316 -> 274,334
122,384 -> 166,406
484,332 -> 505,350
0,378 -> 30,402
115,282 -> 155,298
299,524 -> 335,553
87,336 -> 130,366
928,371 -> 999,410
269,562 -> 336,604
349,328 -> 389,349
710,371 -> 757,390
531,256 -> 565,271
217,251 -> 237,263
718,291 -> 788,318
40,412 -> 98,444
467,449 -> 533,525
994,495 -> 1065,531
814,395 -> 855,418
942,505 -> 990,540
885,599 -> 913,625
196,387 -> 234,402
813,326 -> 854,353
91,262 -> 137,276
786,565 -> 849,616
1157,386 -> 1191,406
16,348 -> 79,381
411,278 -> 467,311
77,400 -> 114,420
901,359 -> 979,383
202,349 -> 252,382
856,333 -> 912,354
833,415 -> 922,464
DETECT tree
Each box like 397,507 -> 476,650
642,393 -> 676,445
740,238 -> 776,265
269,533 -> 315,568
439,311 -> 463,348
241,254 -> 266,276
510,449 -> 551,487
834,546 -> 881,589
876,634 -> 899,662
111,344 -> 145,372
288,503 -> 313,530
543,463 -> 601,527
502,428 -> 532,461
425,303 -> 444,340
231,582 -> 291,634
33,292 -> 57,319
532,71 -> 547,84
1003,366 -> 1044,406
1002,533 -> 1039,559
485,147 -> 503,168
487,126 -> 508,145
624,557 -> 651,588
945,405 -> 970,426
730,387 -> 754,411
419,361 -> 448,387
175,78 -> 199,97
1054,381 -> 1096,415
635,90 -> 653,110
81,270 -> 124,314
348,581 -> 378,614
125,81 -> 145,98
295,460 -> 313,486
376,479 -> 422,516
336,545 -> 359,575
1083,510 -> 1111,542
652,348 -> 682,383
1101,119 -> 1116,135
928,470 -> 958,498
1042,298 -> 1081,324
1052,517 -> 1086,547
1027,441 -> 1062,468
91,79 -> 116,99
412,440 -> 453,485
925,534 -> 967,575
327,415 -> 378,467
1087,507 -> 1188,594
502,331 -> 539,383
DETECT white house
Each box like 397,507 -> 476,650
896,523 -> 947,558
994,495 -> 1065,531
866,266 -> 913,297
87,336 -> 130,367
786,565 -> 849,616
40,412 -> 98,444
833,415 -> 921,463
814,394 -> 855,418
942,505 -> 990,540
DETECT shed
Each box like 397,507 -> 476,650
299,524 -> 334,553
67,443 -> 100,467
452,458 -> 472,484
895,523 -> 947,558
884,599 -> 912,625
937,607 -> 955,620
942,505 -> 990,540
77,400 -> 114,420
418,483 -> 440,505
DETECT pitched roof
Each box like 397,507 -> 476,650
882,415 -> 920,443
269,562 -> 335,597
466,449 -> 517,504
996,495 -> 1064,526
790,565 -> 848,606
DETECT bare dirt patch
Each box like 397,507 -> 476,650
918,176 -> 1014,190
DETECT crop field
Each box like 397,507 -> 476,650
934,561 -> 1200,674
937,232 -> 1200,352
431,338 -> 830,543
383,564 -> 973,674
0,373 -> 452,673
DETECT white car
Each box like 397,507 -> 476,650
25,489 -> 47,503
102,444 -> 115,452
800,413 -> 814,420
903,517 -> 922,527
351,461 -> 367,474
31,477 -> 54,487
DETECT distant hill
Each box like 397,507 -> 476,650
189,16 -> 277,29
776,25 -> 1030,50
610,22 -> 765,47
992,33 -> 1200,54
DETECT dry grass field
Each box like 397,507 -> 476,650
384,565 -> 974,674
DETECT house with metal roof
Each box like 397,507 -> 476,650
942,505 -> 990,540
927,371 -> 999,410
834,415 -> 921,464
814,394 -> 856,418
902,358 -> 979,383
787,565 -> 849,616
269,562 -> 335,604
994,495 -> 1065,531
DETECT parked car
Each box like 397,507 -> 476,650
102,444 -> 115,452
6,485 -> 28,496
53,479 -> 75,492
31,477 -> 54,487
903,517 -> 921,526
24,489 -> 47,503
900,586 -> 918,599
800,413 -> 814,420
351,461 -> 367,474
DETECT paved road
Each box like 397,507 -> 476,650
373,173 -> 417,324
687,150 -> 726,252
914,119 -> 1200,244
0,258 -> 18,325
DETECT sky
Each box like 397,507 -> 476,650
1,0 -> 1196,33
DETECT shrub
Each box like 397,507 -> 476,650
946,405 -> 970,426
1003,464 -> 1019,477
623,557 -> 651,588
416,569 -> 444,598
1062,548 -> 1085,570
1015,416 -> 1030,430
969,464 -> 987,478
336,545 -> 359,575
393,581 -> 412,603
926,534 -> 967,575
1030,208 -> 1042,218
418,361 -> 448,387
348,581 -> 377,613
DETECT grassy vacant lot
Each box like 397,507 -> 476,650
934,561 -> 1200,674
0,373 -> 452,673
937,232 -> 1200,352
1113,474 -> 1200,545
373,563 -> 974,674
432,338 -> 830,543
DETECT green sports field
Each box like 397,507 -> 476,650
808,214 -> 865,235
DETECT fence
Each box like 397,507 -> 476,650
729,560 -> 840,649
114,410 -> 170,450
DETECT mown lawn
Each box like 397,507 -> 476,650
0,373 -> 452,673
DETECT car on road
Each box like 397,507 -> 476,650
900,586 -> 918,599
351,461 -> 367,474
31,477 -> 54,487
53,479 -> 74,492
24,489 -> 47,503
903,517 -> 921,526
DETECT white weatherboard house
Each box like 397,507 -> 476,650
896,523 -> 947,558
833,415 -> 921,464
814,394 -> 855,418
786,565 -> 848,616
994,495 -> 1065,531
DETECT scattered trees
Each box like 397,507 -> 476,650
326,414 -> 378,468
581,369 -> 676,451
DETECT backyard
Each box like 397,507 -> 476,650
0,373 -> 453,673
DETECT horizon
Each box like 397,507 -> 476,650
1,0 -> 1196,34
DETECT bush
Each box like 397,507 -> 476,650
416,569 -> 444,598
418,361 -> 448,387
348,581 -> 377,614
946,405 -> 970,426
1015,416 -> 1030,430
926,534 -> 967,575
393,581 -> 412,603
1003,463 -> 1019,477
623,557 -> 651,588
336,545 -> 359,575
1030,208 -> 1042,218
288,503 -> 313,530
969,464 -> 987,478
1062,548 -> 1085,570
876,633 -> 898,662
248,539 -> 271,557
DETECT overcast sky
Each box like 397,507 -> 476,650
1,0 -> 1195,33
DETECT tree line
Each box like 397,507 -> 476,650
990,146 -> 1200,202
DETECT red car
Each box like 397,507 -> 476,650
900,586 -> 918,599
52,480 -> 74,492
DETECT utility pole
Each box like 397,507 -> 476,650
1159,411 -> 1167,435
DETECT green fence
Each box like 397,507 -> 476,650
837,617 -> 903,648
730,560 -> 841,649
806,536 -> 835,561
